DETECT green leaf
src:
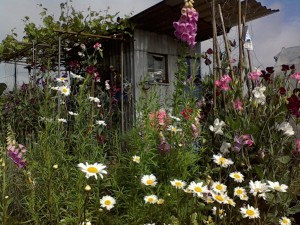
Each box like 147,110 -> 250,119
287,204 -> 300,215
254,165 -> 264,179
277,156 -> 291,164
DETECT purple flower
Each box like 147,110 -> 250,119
7,144 -> 27,168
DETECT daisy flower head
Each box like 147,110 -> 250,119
209,118 -> 226,135
167,125 -> 182,133
249,180 -> 269,198
169,115 -> 181,122
279,216 -> 291,225
212,154 -> 234,168
88,96 -> 100,103
187,181 -> 208,197
267,181 -> 288,192
212,192 -> 228,204
234,187 -> 247,198
144,195 -> 158,204
100,195 -> 116,210
240,205 -> 260,219
77,162 -> 107,179
70,72 -> 84,80
80,220 -> 91,225
211,181 -> 227,193
56,77 -> 67,83
141,174 -> 157,186
212,206 -> 226,219
96,120 -> 107,126
229,172 -> 244,183
226,198 -> 236,207
170,179 -> 186,189
68,111 -> 79,116
132,155 -> 140,163
58,118 -> 67,123
59,86 -> 71,96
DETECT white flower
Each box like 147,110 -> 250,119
187,181 -> 208,198
252,85 -> 266,105
80,220 -> 91,225
212,154 -> 234,168
100,195 -> 116,210
234,187 -> 247,198
59,86 -> 71,96
249,180 -> 269,198
212,192 -> 228,204
144,195 -> 158,204
220,141 -> 231,154
70,72 -> 84,80
267,181 -> 288,192
77,162 -> 107,179
212,206 -> 226,218
240,205 -> 260,219
50,86 -> 59,91
167,125 -> 182,133
169,115 -> 181,122
141,174 -> 157,186
96,120 -> 107,126
105,80 -> 110,90
209,118 -> 225,135
211,181 -> 227,193
68,111 -> 79,116
88,96 -> 100,103
56,77 -> 67,83
277,122 -> 295,136
132,155 -> 140,163
170,179 -> 186,189
229,172 -> 244,183
226,198 -> 236,207
279,216 -> 291,225
58,118 -> 67,123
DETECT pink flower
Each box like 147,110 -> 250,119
7,144 -> 27,168
93,42 -> 101,50
290,72 -> 300,82
215,74 -> 232,91
149,108 -> 170,126
234,99 -> 243,111
248,70 -> 262,81
191,124 -> 198,138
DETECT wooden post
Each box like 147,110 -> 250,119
121,42 -> 124,134
238,0 -> 244,84
218,4 -> 234,79
212,0 -> 217,111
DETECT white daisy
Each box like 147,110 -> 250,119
187,181 -> 208,198
58,118 -> 67,123
209,118 -> 225,135
234,187 -> 247,198
141,174 -> 157,186
80,220 -> 91,225
279,216 -> 291,225
88,96 -> 100,103
50,86 -> 59,91
240,205 -> 260,219
167,125 -> 182,133
229,172 -> 244,183
212,154 -> 234,168
77,162 -> 107,179
267,181 -> 288,192
170,179 -> 186,189
144,195 -> 158,204
56,77 -> 67,83
249,180 -> 269,198
96,120 -> 107,126
169,115 -> 181,122
132,155 -> 140,163
211,181 -> 227,193
59,86 -> 71,96
100,195 -> 116,210
212,192 -> 228,204
212,206 -> 226,219
70,72 -> 84,80
68,111 -> 79,116
226,198 -> 236,207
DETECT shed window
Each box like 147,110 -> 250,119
147,53 -> 168,83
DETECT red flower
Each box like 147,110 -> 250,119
86,66 -> 95,75
205,58 -> 212,65
287,94 -> 300,117
290,64 -> 295,70
266,67 -> 274,74
281,64 -> 290,71
206,48 -> 213,55
181,108 -> 193,120
278,87 -> 286,95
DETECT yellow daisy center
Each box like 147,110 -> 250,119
172,127 -> 177,132
234,174 -> 241,178
62,88 -> 68,93
219,158 -> 226,164
216,184 -> 223,190
215,195 -> 223,202
146,180 -> 154,185
148,197 -> 154,202
246,209 -> 255,216
282,219 -> 288,224
194,187 -> 202,193
175,181 -> 182,187
236,189 -> 243,195
87,166 -> 98,173
104,200 -> 111,206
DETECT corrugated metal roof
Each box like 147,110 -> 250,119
130,0 -> 279,42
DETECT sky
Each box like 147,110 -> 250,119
0,0 -> 300,88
